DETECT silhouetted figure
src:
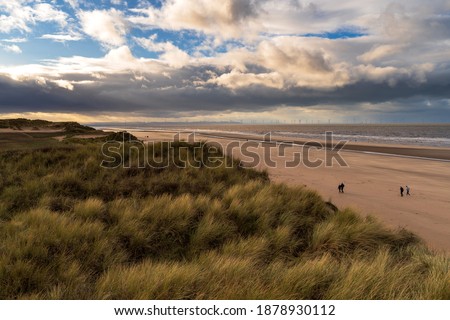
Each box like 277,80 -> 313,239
406,185 -> 410,196
400,186 -> 404,197
341,182 -> 345,193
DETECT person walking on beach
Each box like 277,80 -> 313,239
341,182 -> 345,193
406,185 -> 411,196
400,186 -> 404,197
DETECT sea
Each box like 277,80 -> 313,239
94,123 -> 450,148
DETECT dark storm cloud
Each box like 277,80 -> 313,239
1,1 -> 450,121
1,61 -> 450,118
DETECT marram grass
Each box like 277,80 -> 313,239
0,141 -> 448,299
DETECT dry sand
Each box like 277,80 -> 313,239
131,130 -> 450,253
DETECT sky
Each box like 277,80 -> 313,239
0,0 -> 450,123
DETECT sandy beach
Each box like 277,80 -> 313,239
130,129 -> 450,253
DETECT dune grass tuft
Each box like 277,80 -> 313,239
0,140 -> 448,299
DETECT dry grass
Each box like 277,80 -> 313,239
0,140 -> 448,299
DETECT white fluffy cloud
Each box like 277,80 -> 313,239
79,9 -> 128,48
1,43 -> 21,54
358,44 -> 405,63
1,37 -> 27,43
129,0 -> 264,39
127,0 -> 383,39
0,1 -> 68,33
33,3 -> 68,27
134,36 -> 190,68
202,36 -> 435,91
209,69 -> 284,90
39,33 -> 84,42
64,0 -> 83,9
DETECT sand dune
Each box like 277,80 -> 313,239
0,128 -> 64,133
131,130 -> 450,253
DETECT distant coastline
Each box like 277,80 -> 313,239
94,126 -> 450,162
90,123 -> 450,149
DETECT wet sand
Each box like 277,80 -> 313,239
187,130 -> 450,161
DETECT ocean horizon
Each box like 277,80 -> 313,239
92,123 -> 450,148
